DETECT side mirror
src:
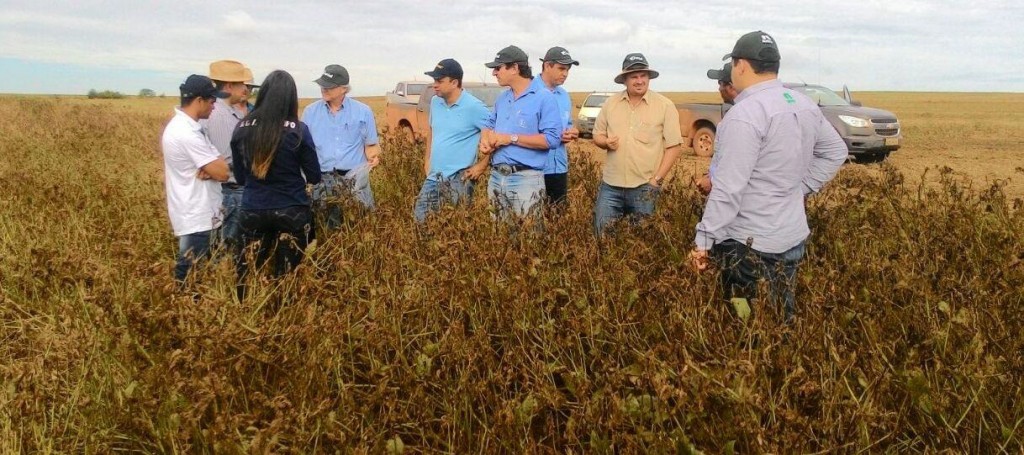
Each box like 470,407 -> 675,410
396,91 -> 405,97
851,100 -> 862,107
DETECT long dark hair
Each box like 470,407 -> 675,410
242,70 -> 298,179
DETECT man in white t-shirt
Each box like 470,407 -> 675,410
161,74 -> 230,284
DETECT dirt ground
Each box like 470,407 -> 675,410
357,90 -> 1024,198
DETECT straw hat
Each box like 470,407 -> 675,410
208,60 -> 248,83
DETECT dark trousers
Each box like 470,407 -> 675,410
711,239 -> 806,322
236,206 -> 313,299
544,172 -> 568,210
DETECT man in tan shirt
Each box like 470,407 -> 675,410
592,53 -> 682,235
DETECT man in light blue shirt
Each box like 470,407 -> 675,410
691,31 -> 847,322
538,46 -> 580,212
302,64 -> 381,230
413,58 -> 491,223
479,45 -> 563,222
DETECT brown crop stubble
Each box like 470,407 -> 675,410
0,96 -> 1021,453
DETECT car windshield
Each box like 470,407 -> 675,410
465,86 -> 504,108
789,85 -> 849,106
406,83 -> 429,95
584,95 -> 609,107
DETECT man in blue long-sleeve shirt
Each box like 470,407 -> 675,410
691,31 -> 847,322
479,45 -> 563,222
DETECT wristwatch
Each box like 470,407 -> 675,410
510,134 -> 519,144
652,175 -> 664,186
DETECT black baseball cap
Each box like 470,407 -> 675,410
425,58 -> 463,80
707,62 -> 732,83
485,45 -> 528,68
179,74 -> 225,99
539,46 -> 579,66
614,52 -> 659,84
723,30 -> 781,63
314,64 -> 350,88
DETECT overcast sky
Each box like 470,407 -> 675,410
2,0 -> 1021,97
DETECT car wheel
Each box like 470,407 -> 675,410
400,123 -> 414,143
693,126 -> 715,157
857,152 -> 889,164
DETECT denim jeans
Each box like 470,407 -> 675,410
413,169 -> 474,223
711,239 -> 806,323
219,185 -> 244,247
592,182 -> 661,235
487,168 -> 545,221
175,230 -> 214,283
312,164 -> 375,230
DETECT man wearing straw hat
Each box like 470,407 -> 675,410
591,53 -> 682,235
201,59 -> 253,248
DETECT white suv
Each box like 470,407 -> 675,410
576,92 -> 615,138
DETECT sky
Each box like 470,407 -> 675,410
1,0 -> 1021,98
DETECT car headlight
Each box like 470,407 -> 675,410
838,115 -> 870,128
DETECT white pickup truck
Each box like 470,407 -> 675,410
385,81 -> 431,106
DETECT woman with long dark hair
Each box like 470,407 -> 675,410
230,70 -> 321,294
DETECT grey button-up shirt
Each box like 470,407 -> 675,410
199,98 -> 246,183
695,79 -> 847,253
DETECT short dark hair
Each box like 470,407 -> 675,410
180,95 -> 206,107
504,62 -> 532,79
743,58 -> 780,75
452,77 -> 463,88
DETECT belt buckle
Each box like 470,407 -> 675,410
496,164 -> 513,176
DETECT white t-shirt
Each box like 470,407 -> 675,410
161,108 -> 223,236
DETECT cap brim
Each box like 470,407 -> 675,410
614,68 -> 659,84
707,69 -> 728,81
314,78 -> 342,89
540,58 -> 580,66
722,53 -> 735,61
484,61 -> 503,68
424,70 -> 443,79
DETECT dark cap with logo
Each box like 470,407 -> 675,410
540,46 -> 579,66
425,58 -> 463,80
485,45 -> 529,68
707,62 -> 732,83
614,52 -> 660,84
179,74 -> 225,99
723,30 -> 780,62
314,64 -> 350,88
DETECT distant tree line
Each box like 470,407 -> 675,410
87,89 -> 125,99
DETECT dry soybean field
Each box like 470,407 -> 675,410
0,92 -> 1022,453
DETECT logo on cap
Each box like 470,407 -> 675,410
762,34 -> 774,44
628,55 -> 645,61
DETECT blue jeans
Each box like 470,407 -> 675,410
487,167 -> 545,221
592,182 -> 661,235
312,165 -> 375,230
413,169 -> 474,223
175,230 -> 214,283
219,185 -> 244,246
711,239 -> 806,322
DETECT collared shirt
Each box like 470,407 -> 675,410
536,78 -> 573,175
486,78 -> 562,170
199,98 -> 246,183
301,97 -> 379,172
161,108 -> 223,236
695,79 -> 848,253
593,89 -> 682,188
428,90 -> 491,180
231,119 -> 322,210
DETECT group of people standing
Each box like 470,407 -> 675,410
161,30 -> 847,321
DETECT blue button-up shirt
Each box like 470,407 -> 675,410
486,79 -> 562,170
301,97 -> 379,172
537,78 -> 573,175
695,79 -> 847,253
429,90 -> 491,180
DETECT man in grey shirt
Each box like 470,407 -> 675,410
691,31 -> 847,322
200,60 -> 251,248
